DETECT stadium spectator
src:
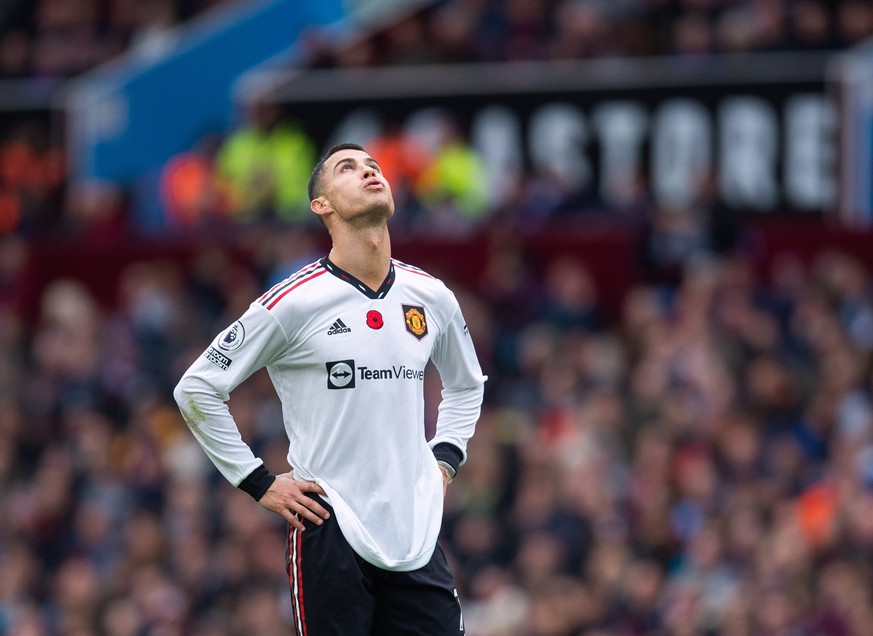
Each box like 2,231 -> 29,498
0,30 -> 30,78
160,134 -> 230,228
835,0 -> 873,48
414,118 -> 490,236
788,0 -> 835,51
126,0 -> 180,61
365,120 -> 432,220
548,0 -> 620,60
0,120 -> 65,236
426,3 -> 481,64
216,102 -> 316,225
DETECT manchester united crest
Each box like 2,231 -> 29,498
402,304 -> 428,340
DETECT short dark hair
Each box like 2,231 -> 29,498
307,143 -> 366,201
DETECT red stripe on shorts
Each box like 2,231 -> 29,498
297,526 -> 307,635
289,526 -> 307,636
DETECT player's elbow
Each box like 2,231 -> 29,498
173,374 -> 190,410
173,376 -> 208,433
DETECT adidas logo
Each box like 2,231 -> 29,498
327,318 -> 352,335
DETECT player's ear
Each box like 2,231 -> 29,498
311,197 -> 332,220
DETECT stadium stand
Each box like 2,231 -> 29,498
2,1 -> 873,634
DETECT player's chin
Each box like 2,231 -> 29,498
362,198 -> 394,220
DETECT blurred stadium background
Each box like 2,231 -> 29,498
3,0 -> 873,634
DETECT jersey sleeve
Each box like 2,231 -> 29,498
428,294 -> 487,469
173,302 -> 289,491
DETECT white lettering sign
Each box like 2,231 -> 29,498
327,91 -> 835,213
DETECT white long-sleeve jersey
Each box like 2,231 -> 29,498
174,257 -> 486,571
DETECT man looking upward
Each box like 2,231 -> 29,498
174,143 -> 486,634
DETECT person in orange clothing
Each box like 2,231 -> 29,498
160,135 -> 229,227
0,120 -> 65,234
366,121 -> 432,211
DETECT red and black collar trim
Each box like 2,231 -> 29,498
321,257 -> 395,299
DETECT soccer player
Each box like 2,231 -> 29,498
174,143 -> 486,634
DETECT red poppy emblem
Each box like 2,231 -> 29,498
367,310 -> 384,329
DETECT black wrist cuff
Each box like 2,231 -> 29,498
432,443 -> 463,475
238,463 -> 276,501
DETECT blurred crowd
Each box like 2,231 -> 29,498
2,0 -> 872,240
305,0 -> 873,67
450,241 -> 873,635
0,0 -> 230,79
2,1 -> 873,635
0,0 -> 230,242
156,103 -> 493,237
2,0 -> 871,81
1,221 -> 873,635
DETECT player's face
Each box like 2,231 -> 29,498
319,149 -> 395,225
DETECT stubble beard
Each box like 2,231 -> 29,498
350,196 -> 395,229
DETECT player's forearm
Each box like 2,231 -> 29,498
429,382 -> 484,468
173,373 -> 265,488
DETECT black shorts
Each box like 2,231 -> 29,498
285,494 -> 465,636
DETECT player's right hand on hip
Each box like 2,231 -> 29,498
258,471 -> 330,531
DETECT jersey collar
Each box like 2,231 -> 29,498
320,257 -> 395,299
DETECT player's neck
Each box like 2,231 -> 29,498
328,226 -> 392,290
